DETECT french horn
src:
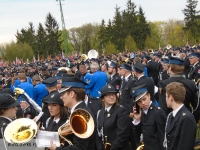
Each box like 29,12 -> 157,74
4,118 -> 38,144
58,108 -> 95,145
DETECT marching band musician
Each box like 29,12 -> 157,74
44,91 -> 69,132
0,93 -> 19,138
159,56 -> 197,116
41,77 -> 59,129
107,61 -> 121,92
19,95 -> 37,119
96,84 -> 131,150
188,52 -> 200,82
131,84 -> 166,150
164,82 -> 196,150
118,63 -> 137,112
50,77 -> 96,150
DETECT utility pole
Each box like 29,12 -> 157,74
57,0 -> 69,55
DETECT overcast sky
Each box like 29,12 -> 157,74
0,0 -> 200,44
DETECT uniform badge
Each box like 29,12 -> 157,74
198,69 -> 200,74
150,107 -> 152,109
182,113 -> 186,116
132,89 -> 135,94
157,107 -> 161,109
51,94 -> 54,98
107,113 -> 111,118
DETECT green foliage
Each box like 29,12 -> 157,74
45,13 -> 62,57
104,42 -> 117,55
69,23 -> 100,54
1,42 -> 34,61
182,0 -> 200,43
124,35 -> 137,51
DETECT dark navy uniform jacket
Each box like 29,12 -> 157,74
107,73 -> 121,92
188,61 -> 200,82
166,105 -> 196,150
96,105 -> 131,150
133,103 -> 166,150
159,75 -> 197,115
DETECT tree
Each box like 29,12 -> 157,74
69,23 -> 100,54
45,13 -> 62,57
35,23 -> 47,58
145,22 -> 164,49
112,5 -> 125,51
182,0 -> 200,43
1,42 -> 34,61
104,42 -> 117,55
136,6 -> 150,49
124,35 -> 137,51
15,22 -> 37,53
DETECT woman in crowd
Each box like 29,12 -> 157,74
0,93 -> 19,138
96,84 -> 131,150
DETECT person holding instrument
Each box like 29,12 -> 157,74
131,84 -> 166,150
0,93 -> 19,139
50,77 -> 96,150
96,84 -> 131,150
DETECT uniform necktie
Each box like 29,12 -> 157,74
51,121 -> 57,130
104,110 -> 108,118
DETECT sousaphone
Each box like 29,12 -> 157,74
4,118 -> 37,144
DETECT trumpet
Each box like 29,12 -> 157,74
104,136 -> 111,150
58,108 -> 95,145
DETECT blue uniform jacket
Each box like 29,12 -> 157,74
33,83 -> 48,107
85,70 -> 107,97
18,81 -> 34,99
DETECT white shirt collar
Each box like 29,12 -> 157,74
193,61 -> 199,68
143,101 -> 152,114
172,104 -> 184,117
138,74 -> 144,80
125,73 -> 131,81
53,117 -> 60,123
105,105 -> 113,112
70,101 -> 83,114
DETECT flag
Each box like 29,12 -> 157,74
186,40 -> 189,46
62,51 -> 66,60
33,56 -> 36,63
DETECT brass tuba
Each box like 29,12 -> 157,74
88,49 -> 98,59
4,118 -> 38,144
166,44 -> 172,50
58,108 -> 95,145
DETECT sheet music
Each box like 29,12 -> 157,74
36,130 -> 60,148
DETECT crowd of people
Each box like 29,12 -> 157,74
0,45 -> 200,150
